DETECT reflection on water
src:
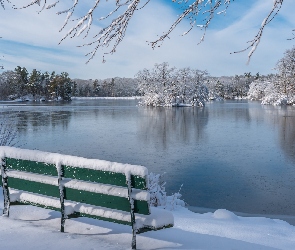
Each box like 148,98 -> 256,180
277,110 -> 295,164
138,107 -> 208,149
16,111 -> 72,134
1,99 -> 295,216
249,105 -> 295,164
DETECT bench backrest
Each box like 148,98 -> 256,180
0,147 -> 150,225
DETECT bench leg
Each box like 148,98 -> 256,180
130,197 -> 137,249
60,188 -> 65,233
131,209 -> 136,249
60,214 -> 65,233
58,170 -> 66,233
127,174 -> 137,249
1,157 -> 10,217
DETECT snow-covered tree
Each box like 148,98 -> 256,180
137,63 -> 209,107
205,73 -> 257,100
186,69 -> 209,107
0,70 -> 29,100
247,75 -> 277,102
27,69 -> 42,100
252,47 -> 295,106
275,46 -> 295,99
48,72 -> 73,101
0,0 -> 287,62
14,66 -> 29,98
93,79 -> 100,96
214,80 -> 225,99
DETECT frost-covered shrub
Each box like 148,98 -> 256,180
261,93 -> 280,105
262,93 -> 295,106
148,172 -> 167,207
247,80 -> 268,100
148,172 -> 185,210
165,185 -> 185,210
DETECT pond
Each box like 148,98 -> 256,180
1,99 -> 295,216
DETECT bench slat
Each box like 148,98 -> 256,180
6,158 -> 57,176
64,188 -> 150,215
63,165 -> 147,190
8,178 -> 60,198
71,212 -> 132,226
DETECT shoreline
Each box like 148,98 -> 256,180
188,205 -> 295,226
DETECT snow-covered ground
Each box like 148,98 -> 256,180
1,191 -> 295,250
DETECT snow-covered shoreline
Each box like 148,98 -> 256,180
72,96 -> 142,100
188,206 -> 295,227
0,96 -> 142,103
1,190 -> 295,249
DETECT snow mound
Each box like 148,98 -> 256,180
212,209 -> 239,220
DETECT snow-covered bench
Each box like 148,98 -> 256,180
0,147 -> 173,249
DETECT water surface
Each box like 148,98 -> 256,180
1,99 -> 295,216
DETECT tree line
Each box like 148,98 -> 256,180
0,67 -> 73,101
1,46 -> 294,105
0,67 -> 140,101
0,65 -> 258,104
0,65 -> 264,104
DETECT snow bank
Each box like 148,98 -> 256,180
1,195 -> 295,250
172,205 -> 295,249
0,146 -> 148,177
212,209 -> 239,220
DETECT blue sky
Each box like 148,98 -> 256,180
1,0 -> 295,79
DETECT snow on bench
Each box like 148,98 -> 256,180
0,146 -> 174,249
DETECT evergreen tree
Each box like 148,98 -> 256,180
14,66 -> 28,98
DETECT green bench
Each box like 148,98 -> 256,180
0,146 -> 173,249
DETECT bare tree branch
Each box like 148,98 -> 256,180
231,0 -> 284,63
0,0 -> 290,63
149,0 -> 230,48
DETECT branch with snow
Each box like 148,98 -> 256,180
79,0 -> 142,63
232,0 -> 284,63
1,0 -> 289,63
149,0 -> 229,49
